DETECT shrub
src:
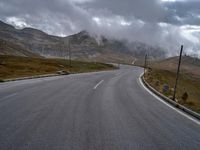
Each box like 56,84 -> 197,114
181,92 -> 188,102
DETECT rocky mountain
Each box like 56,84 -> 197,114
0,20 -> 166,63
127,42 -> 166,59
0,39 -> 41,57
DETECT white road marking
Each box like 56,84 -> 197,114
138,74 -> 200,125
132,58 -> 137,65
93,80 -> 104,90
0,93 -> 17,101
115,73 -> 121,76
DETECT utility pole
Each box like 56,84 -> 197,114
173,45 -> 183,101
144,54 -> 147,77
68,38 -> 72,73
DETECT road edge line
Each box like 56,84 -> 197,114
139,73 -> 200,125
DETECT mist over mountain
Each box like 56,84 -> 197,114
0,21 -> 166,63
1,0 -> 200,57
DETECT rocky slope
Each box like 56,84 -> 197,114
0,20 -> 166,63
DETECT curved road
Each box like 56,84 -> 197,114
0,66 -> 199,150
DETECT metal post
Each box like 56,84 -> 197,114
173,45 -> 183,101
144,54 -> 147,77
68,39 -> 72,73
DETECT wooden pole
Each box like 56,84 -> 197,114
173,45 -> 183,101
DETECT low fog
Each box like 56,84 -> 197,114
0,0 -> 200,56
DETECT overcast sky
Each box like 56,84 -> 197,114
0,0 -> 200,56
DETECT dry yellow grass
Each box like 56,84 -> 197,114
146,58 -> 200,113
0,55 -> 116,80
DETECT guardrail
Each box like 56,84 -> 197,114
141,74 -> 200,120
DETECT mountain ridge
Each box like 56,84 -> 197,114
0,20 -> 166,63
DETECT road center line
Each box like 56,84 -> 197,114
0,93 -> 17,101
93,80 -> 104,90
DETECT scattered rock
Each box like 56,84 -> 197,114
59,65 -> 64,68
169,95 -> 173,100
148,76 -> 153,81
57,70 -> 70,75
170,88 -> 174,93
154,80 -> 160,86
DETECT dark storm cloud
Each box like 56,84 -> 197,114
0,0 -> 92,34
164,1 -> 200,25
79,0 -> 166,23
0,0 -> 199,55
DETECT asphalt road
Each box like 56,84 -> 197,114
0,66 -> 200,150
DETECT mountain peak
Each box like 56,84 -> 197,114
78,30 -> 89,36
21,27 -> 47,35
0,20 -> 15,30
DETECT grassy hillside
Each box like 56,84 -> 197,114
0,55 -> 116,80
145,56 -> 200,113
151,56 -> 200,77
